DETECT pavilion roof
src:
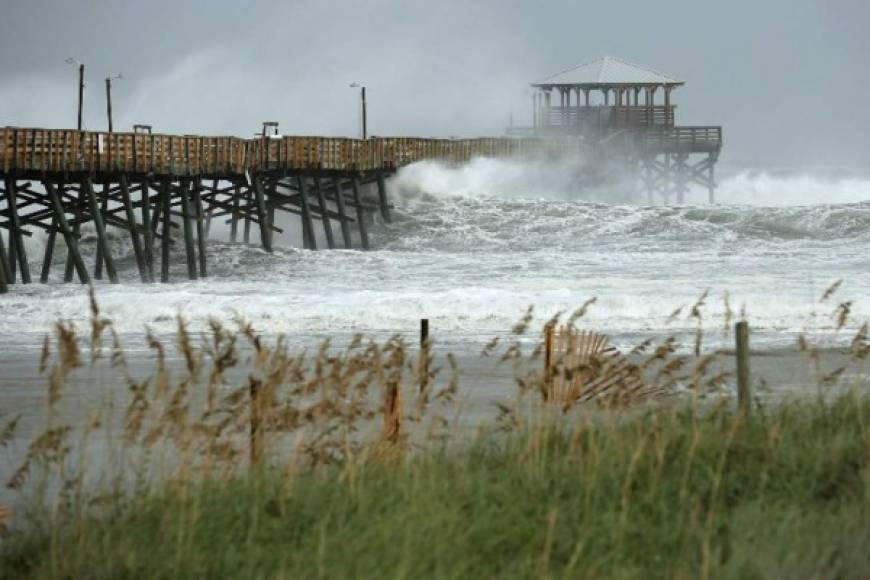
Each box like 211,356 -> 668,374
532,56 -> 683,88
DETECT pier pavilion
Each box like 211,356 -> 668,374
518,56 -> 722,204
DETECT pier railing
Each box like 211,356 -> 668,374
640,126 -> 722,153
1,127 -> 580,177
248,135 -> 577,172
544,105 -> 675,130
0,128 -> 247,176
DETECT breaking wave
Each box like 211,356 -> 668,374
2,160 -> 869,351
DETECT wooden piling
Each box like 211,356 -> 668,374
179,179 -> 199,280
0,222 -> 8,292
243,187 -> 252,244
230,184 -> 240,243
708,156 -> 716,204
204,178 -> 218,238
8,227 -> 17,284
252,176 -> 272,252
297,176 -> 316,250
313,176 -> 335,249
85,178 -> 118,284
0,226 -> 10,289
63,188 -> 84,283
5,176 -> 31,284
40,216 -> 58,283
333,180 -> 353,249
192,179 -> 208,278
351,177 -> 369,250
94,183 -> 110,280
141,180 -> 155,282
45,181 -> 89,284
119,174 -> 148,283
735,320 -> 751,417
376,172 -> 391,223
160,179 -> 172,283
267,179 -> 277,250
0,243 -> 6,293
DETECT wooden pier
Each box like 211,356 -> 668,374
0,57 -> 724,294
0,127 -> 576,290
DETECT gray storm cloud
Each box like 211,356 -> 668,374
0,0 -> 867,169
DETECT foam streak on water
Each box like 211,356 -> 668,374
1,160 -> 869,352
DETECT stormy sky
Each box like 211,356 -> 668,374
1,0 -> 867,168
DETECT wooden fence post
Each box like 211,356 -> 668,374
544,324 -> 554,399
420,318 -> 430,392
249,379 -> 262,465
735,321 -> 751,417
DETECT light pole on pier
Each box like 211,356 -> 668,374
349,82 -> 367,140
65,58 -> 84,130
105,74 -> 123,132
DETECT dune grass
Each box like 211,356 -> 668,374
2,393 -> 868,579
0,288 -> 868,579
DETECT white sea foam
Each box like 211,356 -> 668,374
2,160 -> 868,352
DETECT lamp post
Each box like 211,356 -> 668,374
105,74 -> 123,133
65,58 -> 84,130
349,82 -> 367,139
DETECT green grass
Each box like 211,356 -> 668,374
2,394 -> 868,579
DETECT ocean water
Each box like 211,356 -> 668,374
1,158 -> 869,355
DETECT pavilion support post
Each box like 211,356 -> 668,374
40,216 -> 58,283
5,176 -> 31,284
640,157 -> 654,205
119,174 -> 148,282
252,175 -> 272,252
45,180 -> 89,284
159,179 -> 172,283
141,180 -> 155,282
178,179 -> 198,280
333,180 -> 353,249
376,172 -> 391,223
313,175 -> 335,249
85,178 -> 118,284
351,177 -> 369,250
230,184 -> 240,243
674,153 -> 689,205
708,155 -> 716,204
662,153 -> 672,204
192,178 -> 208,278
297,176 -> 316,250
64,187 -> 84,283
94,182 -> 110,280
